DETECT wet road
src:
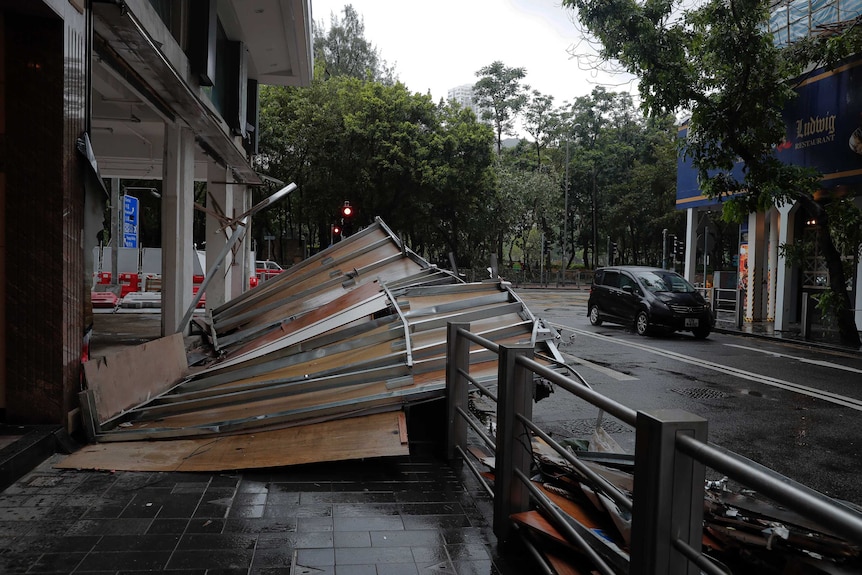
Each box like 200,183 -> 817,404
515,288 -> 862,506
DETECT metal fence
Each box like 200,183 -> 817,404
445,322 -> 862,574
461,267 -> 595,288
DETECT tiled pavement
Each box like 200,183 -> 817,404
0,448 -> 535,575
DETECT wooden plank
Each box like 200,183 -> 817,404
398,411 -> 408,444
82,333 -> 187,425
55,412 -> 409,472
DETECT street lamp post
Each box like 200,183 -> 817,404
662,228 -> 668,269
591,168 -> 598,269
562,138 -> 569,286
562,123 -> 580,284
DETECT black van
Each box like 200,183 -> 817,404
587,266 -> 714,338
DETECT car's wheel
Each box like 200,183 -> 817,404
635,310 -> 650,336
588,304 -> 603,326
693,326 -> 711,339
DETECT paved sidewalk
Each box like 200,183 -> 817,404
0,311 -> 537,574
0,447 -> 531,574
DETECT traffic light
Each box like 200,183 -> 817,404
341,201 -> 353,218
610,241 -> 618,265
543,237 -> 550,255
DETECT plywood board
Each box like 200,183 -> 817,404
56,412 -> 408,471
82,332 -> 187,425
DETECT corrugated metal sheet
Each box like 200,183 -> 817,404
79,219 -> 562,468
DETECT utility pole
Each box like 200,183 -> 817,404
703,225 -> 709,286
562,138 -> 569,285
591,168 -> 598,269
662,228 -> 668,269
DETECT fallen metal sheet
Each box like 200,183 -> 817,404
56,412 -> 408,472
81,332 -> 188,431
79,217 -> 564,469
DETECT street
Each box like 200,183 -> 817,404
515,288 -> 862,506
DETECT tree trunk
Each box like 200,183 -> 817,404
801,195 -> 861,347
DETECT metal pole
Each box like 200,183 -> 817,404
606,235 -> 611,267
494,343 -> 535,543
630,409 -> 707,575
177,217 -> 248,333
592,168 -> 598,269
703,225 -> 708,287
446,322 -> 471,462
563,139 -> 569,285
539,231 -> 545,286
662,228 -> 668,269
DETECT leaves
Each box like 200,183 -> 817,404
473,61 -> 529,155
257,77 -> 497,268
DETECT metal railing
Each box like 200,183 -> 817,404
460,267 -> 595,288
698,286 -> 742,328
445,322 -> 862,575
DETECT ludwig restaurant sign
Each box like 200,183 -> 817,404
677,56 -> 862,209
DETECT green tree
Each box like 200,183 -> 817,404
257,77 -> 497,268
473,61 -> 529,155
567,0 -> 861,346
497,164 -> 559,270
313,4 -> 395,83
522,90 -> 559,169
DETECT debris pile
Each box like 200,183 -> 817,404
72,219 -> 562,471
487,431 -> 862,574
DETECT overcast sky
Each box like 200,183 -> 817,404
309,0 -> 637,110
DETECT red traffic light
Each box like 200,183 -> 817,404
341,201 -> 353,218
333,225 -> 342,235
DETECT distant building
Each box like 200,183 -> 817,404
447,84 -> 490,120
447,84 -> 477,112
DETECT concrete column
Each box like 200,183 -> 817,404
855,198 -> 862,331
205,161 -> 234,310
231,183 -> 250,296
110,178 -> 120,289
746,211 -> 767,321
161,125 -> 195,335
774,202 -> 797,331
683,208 -> 698,282
855,249 -> 862,330
767,208 -> 780,321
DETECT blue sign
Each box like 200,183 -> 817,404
122,195 -> 139,248
677,56 -> 862,209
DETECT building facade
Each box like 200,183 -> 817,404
0,0 -> 312,427
677,57 -> 862,336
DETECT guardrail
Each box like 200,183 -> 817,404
698,286 -> 742,328
461,267 -> 595,288
445,321 -> 862,574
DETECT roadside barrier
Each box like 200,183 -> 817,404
445,321 -> 862,574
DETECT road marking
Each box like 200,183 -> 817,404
550,322 -> 862,412
561,352 -> 638,381
724,344 -> 862,374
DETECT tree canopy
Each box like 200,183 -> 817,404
313,4 -> 395,83
256,77 -> 497,268
474,61 -> 529,155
